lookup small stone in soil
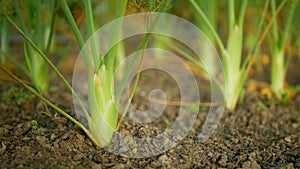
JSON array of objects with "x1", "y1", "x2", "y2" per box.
[
  {"x1": 21, "y1": 136, "x2": 31, "y2": 142},
  {"x1": 73, "y1": 154, "x2": 83, "y2": 161},
  {"x1": 158, "y1": 154, "x2": 170, "y2": 166},
  {"x1": 50, "y1": 133, "x2": 57, "y2": 141},
  {"x1": 132, "y1": 148, "x2": 137, "y2": 154},
  {"x1": 284, "y1": 136, "x2": 292, "y2": 143},
  {"x1": 286, "y1": 163, "x2": 294, "y2": 169},
  {"x1": 0, "y1": 142, "x2": 6, "y2": 154},
  {"x1": 218, "y1": 155, "x2": 228, "y2": 167}
]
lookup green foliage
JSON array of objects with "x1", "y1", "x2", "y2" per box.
[
  {"x1": 1, "y1": 85, "x2": 34, "y2": 106},
  {"x1": 24, "y1": 44, "x2": 49, "y2": 93},
  {"x1": 49, "y1": 86, "x2": 59, "y2": 93},
  {"x1": 164, "y1": 118, "x2": 171, "y2": 126},
  {"x1": 199, "y1": 106, "x2": 208, "y2": 112},
  {"x1": 281, "y1": 93, "x2": 289, "y2": 106},
  {"x1": 31, "y1": 120, "x2": 38, "y2": 130},
  {"x1": 134, "y1": 86, "x2": 142, "y2": 94},
  {"x1": 31, "y1": 119, "x2": 41, "y2": 135},
  {"x1": 257, "y1": 102, "x2": 268, "y2": 111}
]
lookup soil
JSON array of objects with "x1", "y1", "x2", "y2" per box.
[{"x1": 0, "y1": 61, "x2": 300, "y2": 169}]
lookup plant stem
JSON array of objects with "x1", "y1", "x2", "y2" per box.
[
  {"x1": 116, "y1": 48, "x2": 146, "y2": 130},
  {"x1": 245, "y1": 0, "x2": 270, "y2": 59},
  {"x1": 271, "y1": 0, "x2": 279, "y2": 42},
  {"x1": 193, "y1": 0, "x2": 217, "y2": 75},
  {"x1": 228, "y1": 0, "x2": 235, "y2": 37},
  {"x1": 60, "y1": 0, "x2": 94, "y2": 74},
  {"x1": 116, "y1": 1, "x2": 171, "y2": 127},
  {"x1": 13, "y1": 0, "x2": 28, "y2": 35},
  {"x1": 60, "y1": 0, "x2": 85, "y2": 49},
  {"x1": 0, "y1": 20, "x2": 9, "y2": 64},
  {"x1": 36, "y1": 0, "x2": 42, "y2": 49},
  {"x1": 46, "y1": 0, "x2": 57, "y2": 56},
  {"x1": 243, "y1": 0, "x2": 286, "y2": 76},
  {"x1": 270, "y1": 0, "x2": 296, "y2": 98},
  {"x1": 83, "y1": 0, "x2": 98, "y2": 68},
  {"x1": 252, "y1": 0, "x2": 288, "y2": 58},
  {"x1": 189, "y1": 0, "x2": 226, "y2": 54},
  {"x1": 106, "y1": 0, "x2": 128, "y2": 77},
  {"x1": 0, "y1": 51, "x2": 29, "y2": 76}
]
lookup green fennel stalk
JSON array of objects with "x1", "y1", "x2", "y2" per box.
[
  {"x1": 268, "y1": 0, "x2": 296, "y2": 99},
  {"x1": 60, "y1": 0, "x2": 128, "y2": 146},
  {"x1": 189, "y1": 0, "x2": 248, "y2": 110}
]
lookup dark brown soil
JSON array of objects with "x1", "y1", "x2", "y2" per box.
[{"x1": 0, "y1": 67, "x2": 300, "y2": 169}]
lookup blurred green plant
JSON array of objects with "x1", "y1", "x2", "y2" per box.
[
  {"x1": 164, "y1": 118, "x2": 171, "y2": 126},
  {"x1": 193, "y1": 0, "x2": 217, "y2": 75},
  {"x1": 1, "y1": 84, "x2": 34, "y2": 106},
  {"x1": 189, "y1": 0, "x2": 289, "y2": 110},
  {"x1": 31, "y1": 120, "x2": 38, "y2": 128},
  {"x1": 257, "y1": 102, "x2": 268, "y2": 111},
  {"x1": 0, "y1": 19, "x2": 9, "y2": 64},
  {"x1": 11, "y1": 0, "x2": 58, "y2": 94},
  {"x1": 267, "y1": 0, "x2": 296, "y2": 100},
  {"x1": 0, "y1": 0, "x2": 21, "y2": 65},
  {"x1": 189, "y1": 0, "x2": 250, "y2": 110},
  {"x1": 0, "y1": 0, "x2": 28, "y2": 74}
]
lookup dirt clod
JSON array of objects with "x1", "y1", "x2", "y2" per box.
[
  {"x1": 52, "y1": 116, "x2": 68, "y2": 126},
  {"x1": 158, "y1": 154, "x2": 170, "y2": 166},
  {"x1": 14, "y1": 122, "x2": 31, "y2": 136},
  {"x1": 36, "y1": 136, "x2": 47, "y2": 146},
  {"x1": 241, "y1": 157, "x2": 261, "y2": 169},
  {"x1": 218, "y1": 155, "x2": 228, "y2": 167},
  {"x1": 0, "y1": 127, "x2": 9, "y2": 135},
  {"x1": 92, "y1": 164, "x2": 102, "y2": 169}
]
